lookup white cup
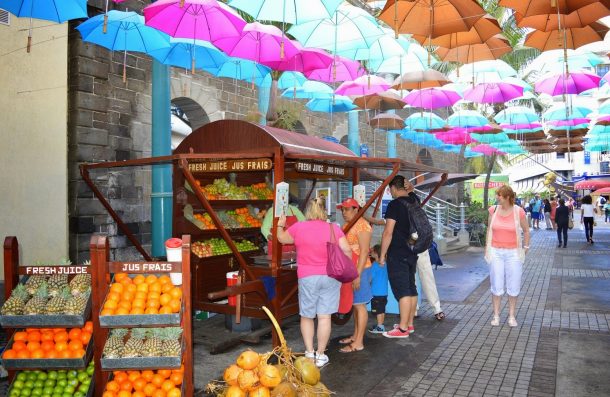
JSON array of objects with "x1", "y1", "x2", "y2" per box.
[{"x1": 165, "y1": 238, "x2": 183, "y2": 285}]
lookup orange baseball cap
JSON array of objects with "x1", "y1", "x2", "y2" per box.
[{"x1": 336, "y1": 198, "x2": 360, "y2": 209}]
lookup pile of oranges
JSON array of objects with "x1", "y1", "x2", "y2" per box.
[
  {"x1": 101, "y1": 273, "x2": 183, "y2": 316},
  {"x1": 2, "y1": 321, "x2": 93, "y2": 360},
  {"x1": 102, "y1": 367, "x2": 183, "y2": 397}
]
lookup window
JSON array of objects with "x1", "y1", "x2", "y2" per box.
[
  {"x1": 556, "y1": 152, "x2": 565, "y2": 159},
  {"x1": 0, "y1": 9, "x2": 9, "y2": 25}
]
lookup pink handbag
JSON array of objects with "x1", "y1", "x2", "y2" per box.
[{"x1": 326, "y1": 224, "x2": 358, "y2": 283}]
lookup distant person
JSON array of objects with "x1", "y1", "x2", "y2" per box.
[
  {"x1": 276, "y1": 197, "x2": 352, "y2": 367},
  {"x1": 604, "y1": 200, "x2": 610, "y2": 223},
  {"x1": 261, "y1": 198, "x2": 305, "y2": 252},
  {"x1": 543, "y1": 198, "x2": 552, "y2": 230},
  {"x1": 530, "y1": 194, "x2": 542, "y2": 230},
  {"x1": 550, "y1": 197, "x2": 558, "y2": 230},
  {"x1": 580, "y1": 195, "x2": 597, "y2": 244},
  {"x1": 555, "y1": 199, "x2": 570, "y2": 248},
  {"x1": 486, "y1": 185, "x2": 530, "y2": 327},
  {"x1": 596, "y1": 195, "x2": 606, "y2": 215},
  {"x1": 368, "y1": 244, "x2": 388, "y2": 334}
]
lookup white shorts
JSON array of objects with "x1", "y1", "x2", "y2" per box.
[
  {"x1": 298, "y1": 275, "x2": 341, "y2": 318},
  {"x1": 489, "y1": 247, "x2": 523, "y2": 297}
]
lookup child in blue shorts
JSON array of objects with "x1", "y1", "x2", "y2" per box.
[{"x1": 368, "y1": 244, "x2": 388, "y2": 333}]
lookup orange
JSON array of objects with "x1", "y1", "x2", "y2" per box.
[
  {"x1": 115, "y1": 307, "x2": 130, "y2": 315},
  {"x1": 54, "y1": 331, "x2": 69, "y2": 343},
  {"x1": 107, "y1": 292, "x2": 121, "y2": 302},
  {"x1": 118, "y1": 301, "x2": 132, "y2": 310},
  {"x1": 119, "y1": 380, "x2": 133, "y2": 392},
  {"x1": 119, "y1": 276, "x2": 133, "y2": 286},
  {"x1": 130, "y1": 308, "x2": 145, "y2": 315},
  {"x1": 53, "y1": 328, "x2": 67, "y2": 334},
  {"x1": 136, "y1": 284, "x2": 149, "y2": 293},
  {"x1": 158, "y1": 275, "x2": 171, "y2": 285},
  {"x1": 141, "y1": 371, "x2": 155, "y2": 382},
  {"x1": 118, "y1": 391, "x2": 132, "y2": 397},
  {"x1": 13, "y1": 331, "x2": 28, "y2": 341},
  {"x1": 41, "y1": 341, "x2": 55, "y2": 351},
  {"x1": 41, "y1": 331, "x2": 55, "y2": 342},
  {"x1": 80, "y1": 331, "x2": 92, "y2": 345},
  {"x1": 161, "y1": 283, "x2": 174, "y2": 294},
  {"x1": 169, "y1": 373, "x2": 182, "y2": 386},
  {"x1": 133, "y1": 392, "x2": 146, "y2": 397},
  {"x1": 126, "y1": 284, "x2": 137, "y2": 294},
  {"x1": 135, "y1": 291, "x2": 148, "y2": 300},
  {"x1": 58, "y1": 349, "x2": 71, "y2": 359},
  {"x1": 68, "y1": 340, "x2": 84, "y2": 351},
  {"x1": 133, "y1": 275, "x2": 146, "y2": 285},
  {"x1": 159, "y1": 306, "x2": 173, "y2": 315},
  {"x1": 54, "y1": 341, "x2": 69, "y2": 352},
  {"x1": 133, "y1": 378, "x2": 147, "y2": 391},
  {"x1": 170, "y1": 287, "x2": 183, "y2": 300},
  {"x1": 114, "y1": 272, "x2": 129, "y2": 282},
  {"x1": 84, "y1": 321, "x2": 94, "y2": 333},
  {"x1": 110, "y1": 283, "x2": 124, "y2": 294},
  {"x1": 104, "y1": 300, "x2": 119, "y2": 310},
  {"x1": 101, "y1": 309, "x2": 116, "y2": 316},
  {"x1": 114, "y1": 372, "x2": 128, "y2": 384},
  {"x1": 159, "y1": 294, "x2": 172, "y2": 306},
  {"x1": 68, "y1": 328, "x2": 82, "y2": 341},
  {"x1": 132, "y1": 299, "x2": 146, "y2": 309},
  {"x1": 146, "y1": 299, "x2": 160, "y2": 309},
  {"x1": 149, "y1": 282, "x2": 162, "y2": 294},
  {"x1": 157, "y1": 370, "x2": 172, "y2": 379},
  {"x1": 31, "y1": 349, "x2": 45, "y2": 359},
  {"x1": 166, "y1": 388, "x2": 181, "y2": 397},
  {"x1": 145, "y1": 275, "x2": 158, "y2": 285},
  {"x1": 27, "y1": 330, "x2": 41, "y2": 342},
  {"x1": 151, "y1": 374, "x2": 165, "y2": 388},
  {"x1": 152, "y1": 390, "x2": 166, "y2": 397},
  {"x1": 2, "y1": 349, "x2": 16, "y2": 359},
  {"x1": 121, "y1": 291, "x2": 135, "y2": 302},
  {"x1": 70, "y1": 348, "x2": 85, "y2": 358},
  {"x1": 26, "y1": 341, "x2": 41, "y2": 352},
  {"x1": 161, "y1": 380, "x2": 175, "y2": 393},
  {"x1": 144, "y1": 307, "x2": 159, "y2": 315},
  {"x1": 12, "y1": 341, "x2": 27, "y2": 351},
  {"x1": 102, "y1": 392, "x2": 117, "y2": 397},
  {"x1": 169, "y1": 299, "x2": 181, "y2": 313},
  {"x1": 44, "y1": 349, "x2": 58, "y2": 359},
  {"x1": 142, "y1": 383, "x2": 156, "y2": 397},
  {"x1": 128, "y1": 371, "x2": 142, "y2": 382},
  {"x1": 147, "y1": 292, "x2": 160, "y2": 301},
  {"x1": 16, "y1": 349, "x2": 30, "y2": 359}
]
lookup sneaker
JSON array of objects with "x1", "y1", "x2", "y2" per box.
[
  {"x1": 315, "y1": 353, "x2": 329, "y2": 367},
  {"x1": 382, "y1": 327, "x2": 410, "y2": 338},
  {"x1": 304, "y1": 351, "x2": 315, "y2": 360},
  {"x1": 407, "y1": 325, "x2": 415, "y2": 334},
  {"x1": 368, "y1": 325, "x2": 385, "y2": 334},
  {"x1": 491, "y1": 316, "x2": 500, "y2": 326},
  {"x1": 508, "y1": 317, "x2": 518, "y2": 327}
]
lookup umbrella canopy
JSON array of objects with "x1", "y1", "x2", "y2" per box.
[
  {"x1": 379, "y1": 0, "x2": 485, "y2": 38},
  {"x1": 144, "y1": 0, "x2": 246, "y2": 43},
  {"x1": 306, "y1": 95, "x2": 356, "y2": 112},
  {"x1": 507, "y1": 130, "x2": 546, "y2": 140},
  {"x1": 335, "y1": 75, "x2": 390, "y2": 96},
  {"x1": 501, "y1": 123, "x2": 543, "y2": 133},
  {"x1": 305, "y1": 56, "x2": 365, "y2": 83},
  {"x1": 368, "y1": 113, "x2": 404, "y2": 130},
  {"x1": 471, "y1": 144, "x2": 505, "y2": 156},
  {"x1": 435, "y1": 130, "x2": 474, "y2": 145},
  {"x1": 591, "y1": 187, "x2": 610, "y2": 195},
  {"x1": 547, "y1": 118, "x2": 590, "y2": 127},
  {"x1": 271, "y1": 43, "x2": 334, "y2": 73},
  {"x1": 414, "y1": 173, "x2": 479, "y2": 189},
  {"x1": 369, "y1": 42, "x2": 431, "y2": 74},
  {"x1": 392, "y1": 69, "x2": 449, "y2": 90},
  {"x1": 535, "y1": 71, "x2": 601, "y2": 96},
  {"x1": 547, "y1": 128, "x2": 588, "y2": 138},
  {"x1": 338, "y1": 31, "x2": 411, "y2": 61},
  {"x1": 215, "y1": 57, "x2": 271, "y2": 86},
  {"x1": 470, "y1": 132, "x2": 510, "y2": 144},
  {"x1": 435, "y1": 35, "x2": 511, "y2": 63},
  {"x1": 524, "y1": 23, "x2": 609, "y2": 51},
  {"x1": 543, "y1": 104, "x2": 593, "y2": 121},
  {"x1": 464, "y1": 82, "x2": 523, "y2": 104},
  {"x1": 277, "y1": 71, "x2": 307, "y2": 89},
  {"x1": 411, "y1": 14, "x2": 502, "y2": 48},
  {"x1": 574, "y1": 179, "x2": 610, "y2": 190},
  {"x1": 494, "y1": 107, "x2": 539, "y2": 125},
  {"x1": 524, "y1": 49, "x2": 605, "y2": 76},
  {"x1": 457, "y1": 60, "x2": 517, "y2": 79},
  {"x1": 2, "y1": 0, "x2": 87, "y2": 22},
  {"x1": 352, "y1": 91, "x2": 405, "y2": 111},
  {"x1": 403, "y1": 88, "x2": 461, "y2": 109},
  {"x1": 447, "y1": 110, "x2": 489, "y2": 128},
  {"x1": 404, "y1": 112, "x2": 446, "y2": 131},
  {"x1": 505, "y1": 0, "x2": 610, "y2": 30},
  {"x1": 281, "y1": 80, "x2": 333, "y2": 99},
  {"x1": 149, "y1": 38, "x2": 227, "y2": 73},
  {"x1": 227, "y1": 0, "x2": 342, "y2": 24},
  {"x1": 214, "y1": 22, "x2": 300, "y2": 67}
]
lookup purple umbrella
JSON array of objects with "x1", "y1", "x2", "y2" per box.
[
  {"x1": 269, "y1": 41, "x2": 334, "y2": 72},
  {"x1": 144, "y1": 0, "x2": 246, "y2": 43},
  {"x1": 535, "y1": 71, "x2": 601, "y2": 96},
  {"x1": 471, "y1": 144, "x2": 505, "y2": 156},
  {"x1": 403, "y1": 88, "x2": 462, "y2": 109},
  {"x1": 464, "y1": 82, "x2": 523, "y2": 104},
  {"x1": 214, "y1": 22, "x2": 300, "y2": 67},
  {"x1": 435, "y1": 130, "x2": 474, "y2": 145},
  {"x1": 335, "y1": 75, "x2": 390, "y2": 96},
  {"x1": 305, "y1": 56, "x2": 365, "y2": 83}
]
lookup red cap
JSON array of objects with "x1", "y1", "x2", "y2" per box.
[
  {"x1": 165, "y1": 238, "x2": 182, "y2": 248},
  {"x1": 336, "y1": 198, "x2": 360, "y2": 209}
]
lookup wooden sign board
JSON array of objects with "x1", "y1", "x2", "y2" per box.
[
  {"x1": 19, "y1": 266, "x2": 91, "y2": 275},
  {"x1": 188, "y1": 158, "x2": 272, "y2": 173},
  {"x1": 295, "y1": 161, "x2": 347, "y2": 177},
  {"x1": 109, "y1": 262, "x2": 182, "y2": 273}
]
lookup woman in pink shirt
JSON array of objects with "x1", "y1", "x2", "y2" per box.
[
  {"x1": 485, "y1": 185, "x2": 530, "y2": 327},
  {"x1": 277, "y1": 197, "x2": 352, "y2": 368}
]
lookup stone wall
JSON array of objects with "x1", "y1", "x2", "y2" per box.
[{"x1": 67, "y1": 1, "x2": 463, "y2": 262}]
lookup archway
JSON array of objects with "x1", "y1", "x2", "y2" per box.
[
  {"x1": 415, "y1": 148, "x2": 434, "y2": 185},
  {"x1": 170, "y1": 97, "x2": 210, "y2": 149}
]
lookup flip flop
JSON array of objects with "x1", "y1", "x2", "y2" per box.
[
  {"x1": 435, "y1": 312, "x2": 446, "y2": 321},
  {"x1": 339, "y1": 344, "x2": 364, "y2": 353},
  {"x1": 339, "y1": 337, "x2": 354, "y2": 345}
]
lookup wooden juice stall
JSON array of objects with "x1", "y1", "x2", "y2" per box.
[{"x1": 81, "y1": 119, "x2": 448, "y2": 347}]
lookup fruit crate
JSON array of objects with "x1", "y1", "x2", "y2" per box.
[
  {"x1": 100, "y1": 350, "x2": 182, "y2": 371},
  {"x1": 7, "y1": 371, "x2": 95, "y2": 397},
  {"x1": 2, "y1": 335, "x2": 94, "y2": 370}
]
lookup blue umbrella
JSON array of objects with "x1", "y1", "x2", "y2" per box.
[
  {"x1": 228, "y1": 0, "x2": 342, "y2": 24},
  {"x1": 598, "y1": 98, "x2": 610, "y2": 115},
  {"x1": 215, "y1": 57, "x2": 272, "y2": 87},
  {"x1": 2, "y1": 0, "x2": 88, "y2": 51},
  {"x1": 543, "y1": 104, "x2": 593, "y2": 121},
  {"x1": 464, "y1": 147, "x2": 484, "y2": 158},
  {"x1": 369, "y1": 42, "x2": 430, "y2": 74},
  {"x1": 278, "y1": 71, "x2": 308, "y2": 90},
  {"x1": 306, "y1": 95, "x2": 356, "y2": 112},
  {"x1": 337, "y1": 30, "x2": 411, "y2": 61},
  {"x1": 77, "y1": 11, "x2": 170, "y2": 81},
  {"x1": 400, "y1": 131, "x2": 443, "y2": 148},
  {"x1": 494, "y1": 107, "x2": 539, "y2": 125},
  {"x1": 589, "y1": 125, "x2": 610, "y2": 136},
  {"x1": 281, "y1": 80, "x2": 333, "y2": 99},
  {"x1": 404, "y1": 112, "x2": 445, "y2": 131},
  {"x1": 471, "y1": 133, "x2": 510, "y2": 144},
  {"x1": 448, "y1": 110, "x2": 488, "y2": 128},
  {"x1": 149, "y1": 38, "x2": 227, "y2": 74}
]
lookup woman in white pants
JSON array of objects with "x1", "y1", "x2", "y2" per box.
[{"x1": 485, "y1": 185, "x2": 530, "y2": 327}]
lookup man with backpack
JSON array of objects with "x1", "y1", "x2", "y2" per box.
[{"x1": 379, "y1": 175, "x2": 433, "y2": 338}]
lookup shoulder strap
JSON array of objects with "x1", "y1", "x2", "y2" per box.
[{"x1": 329, "y1": 223, "x2": 336, "y2": 243}]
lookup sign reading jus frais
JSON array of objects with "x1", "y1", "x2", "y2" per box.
[
  {"x1": 295, "y1": 161, "x2": 347, "y2": 177},
  {"x1": 188, "y1": 158, "x2": 272, "y2": 173}
]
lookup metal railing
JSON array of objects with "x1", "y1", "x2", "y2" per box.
[{"x1": 413, "y1": 188, "x2": 466, "y2": 238}]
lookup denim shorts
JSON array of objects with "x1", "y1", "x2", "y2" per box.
[
  {"x1": 353, "y1": 267, "x2": 372, "y2": 305},
  {"x1": 387, "y1": 254, "x2": 418, "y2": 299},
  {"x1": 298, "y1": 275, "x2": 341, "y2": 318}
]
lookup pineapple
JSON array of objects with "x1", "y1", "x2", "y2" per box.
[
  {"x1": 48, "y1": 257, "x2": 71, "y2": 297},
  {"x1": 69, "y1": 274, "x2": 91, "y2": 296},
  {"x1": 45, "y1": 287, "x2": 71, "y2": 314},
  {"x1": 64, "y1": 290, "x2": 90, "y2": 315},
  {"x1": 0, "y1": 284, "x2": 30, "y2": 315},
  {"x1": 141, "y1": 328, "x2": 163, "y2": 357},
  {"x1": 24, "y1": 275, "x2": 47, "y2": 295},
  {"x1": 24, "y1": 282, "x2": 49, "y2": 315},
  {"x1": 161, "y1": 327, "x2": 183, "y2": 357},
  {"x1": 121, "y1": 328, "x2": 147, "y2": 358},
  {"x1": 103, "y1": 328, "x2": 128, "y2": 359}
]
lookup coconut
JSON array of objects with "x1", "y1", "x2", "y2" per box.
[
  {"x1": 236, "y1": 350, "x2": 261, "y2": 370},
  {"x1": 225, "y1": 385, "x2": 247, "y2": 397},
  {"x1": 237, "y1": 369, "x2": 260, "y2": 392},
  {"x1": 294, "y1": 357, "x2": 320, "y2": 386},
  {"x1": 270, "y1": 382, "x2": 297, "y2": 397},
  {"x1": 223, "y1": 364, "x2": 243, "y2": 386},
  {"x1": 259, "y1": 364, "x2": 282, "y2": 388},
  {"x1": 249, "y1": 386, "x2": 271, "y2": 397}
]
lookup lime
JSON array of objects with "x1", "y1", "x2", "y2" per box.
[
  {"x1": 46, "y1": 372, "x2": 58, "y2": 381},
  {"x1": 26, "y1": 373, "x2": 37, "y2": 382},
  {"x1": 36, "y1": 373, "x2": 48, "y2": 381},
  {"x1": 44, "y1": 379, "x2": 55, "y2": 388},
  {"x1": 20, "y1": 388, "x2": 32, "y2": 397},
  {"x1": 31, "y1": 388, "x2": 43, "y2": 397},
  {"x1": 12, "y1": 380, "x2": 25, "y2": 390},
  {"x1": 16, "y1": 373, "x2": 28, "y2": 382},
  {"x1": 9, "y1": 389, "x2": 21, "y2": 397},
  {"x1": 34, "y1": 380, "x2": 45, "y2": 389},
  {"x1": 73, "y1": 392, "x2": 85, "y2": 397},
  {"x1": 24, "y1": 380, "x2": 35, "y2": 389}
]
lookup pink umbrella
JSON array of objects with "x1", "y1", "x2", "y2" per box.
[
  {"x1": 305, "y1": 56, "x2": 366, "y2": 83},
  {"x1": 435, "y1": 130, "x2": 474, "y2": 145},
  {"x1": 269, "y1": 42, "x2": 334, "y2": 73},
  {"x1": 535, "y1": 71, "x2": 601, "y2": 96},
  {"x1": 546, "y1": 118, "x2": 590, "y2": 127},
  {"x1": 335, "y1": 75, "x2": 390, "y2": 96},
  {"x1": 471, "y1": 144, "x2": 505, "y2": 156},
  {"x1": 403, "y1": 88, "x2": 462, "y2": 109},
  {"x1": 464, "y1": 82, "x2": 523, "y2": 104},
  {"x1": 144, "y1": 0, "x2": 246, "y2": 43},
  {"x1": 501, "y1": 122, "x2": 543, "y2": 130},
  {"x1": 214, "y1": 22, "x2": 300, "y2": 66}
]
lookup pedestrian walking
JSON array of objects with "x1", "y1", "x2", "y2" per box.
[
  {"x1": 379, "y1": 175, "x2": 419, "y2": 338},
  {"x1": 368, "y1": 245, "x2": 388, "y2": 334},
  {"x1": 336, "y1": 198, "x2": 372, "y2": 354},
  {"x1": 276, "y1": 197, "x2": 352, "y2": 367},
  {"x1": 555, "y1": 199, "x2": 570, "y2": 248},
  {"x1": 543, "y1": 198, "x2": 552, "y2": 230},
  {"x1": 580, "y1": 195, "x2": 597, "y2": 244},
  {"x1": 550, "y1": 197, "x2": 558, "y2": 230},
  {"x1": 596, "y1": 195, "x2": 606, "y2": 216},
  {"x1": 530, "y1": 194, "x2": 542, "y2": 229},
  {"x1": 604, "y1": 200, "x2": 610, "y2": 223},
  {"x1": 485, "y1": 185, "x2": 530, "y2": 327}
]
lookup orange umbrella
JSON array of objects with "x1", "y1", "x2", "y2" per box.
[
  {"x1": 435, "y1": 35, "x2": 511, "y2": 63},
  {"x1": 352, "y1": 91, "x2": 406, "y2": 111},
  {"x1": 524, "y1": 22, "x2": 609, "y2": 51},
  {"x1": 410, "y1": 14, "x2": 502, "y2": 48},
  {"x1": 515, "y1": 3, "x2": 610, "y2": 31},
  {"x1": 499, "y1": 0, "x2": 610, "y2": 17},
  {"x1": 378, "y1": 0, "x2": 485, "y2": 38},
  {"x1": 392, "y1": 69, "x2": 449, "y2": 90},
  {"x1": 368, "y1": 113, "x2": 405, "y2": 130}
]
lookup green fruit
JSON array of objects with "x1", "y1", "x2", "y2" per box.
[
  {"x1": 43, "y1": 386, "x2": 54, "y2": 395},
  {"x1": 80, "y1": 378, "x2": 91, "y2": 387},
  {"x1": 20, "y1": 389, "x2": 32, "y2": 397},
  {"x1": 78, "y1": 383, "x2": 89, "y2": 392},
  {"x1": 77, "y1": 372, "x2": 88, "y2": 383},
  {"x1": 67, "y1": 371, "x2": 78, "y2": 379},
  {"x1": 17, "y1": 373, "x2": 28, "y2": 382},
  {"x1": 44, "y1": 380, "x2": 55, "y2": 388},
  {"x1": 62, "y1": 386, "x2": 75, "y2": 395},
  {"x1": 37, "y1": 373, "x2": 48, "y2": 381},
  {"x1": 27, "y1": 373, "x2": 37, "y2": 381},
  {"x1": 13, "y1": 380, "x2": 25, "y2": 389},
  {"x1": 56, "y1": 380, "x2": 67, "y2": 388},
  {"x1": 24, "y1": 381, "x2": 35, "y2": 389},
  {"x1": 73, "y1": 393, "x2": 85, "y2": 397},
  {"x1": 67, "y1": 379, "x2": 78, "y2": 387},
  {"x1": 9, "y1": 390, "x2": 21, "y2": 397},
  {"x1": 47, "y1": 372, "x2": 57, "y2": 381},
  {"x1": 31, "y1": 388, "x2": 42, "y2": 397},
  {"x1": 62, "y1": 393, "x2": 72, "y2": 397},
  {"x1": 86, "y1": 366, "x2": 94, "y2": 376},
  {"x1": 34, "y1": 380, "x2": 45, "y2": 388}
]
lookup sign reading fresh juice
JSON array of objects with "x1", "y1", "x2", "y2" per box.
[
  {"x1": 469, "y1": 175, "x2": 509, "y2": 204},
  {"x1": 188, "y1": 158, "x2": 272, "y2": 173}
]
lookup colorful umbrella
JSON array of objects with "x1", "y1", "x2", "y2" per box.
[
  {"x1": 543, "y1": 104, "x2": 593, "y2": 121},
  {"x1": 306, "y1": 95, "x2": 356, "y2": 112},
  {"x1": 471, "y1": 144, "x2": 505, "y2": 156},
  {"x1": 369, "y1": 113, "x2": 404, "y2": 130},
  {"x1": 335, "y1": 75, "x2": 390, "y2": 96},
  {"x1": 435, "y1": 35, "x2": 511, "y2": 64},
  {"x1": 271, "y1": 43, "x2": 334, "y2": 73},
  {"x1": 392, "y1": 70, "x2": 449, "y2": 91},
  {"x1": 525, "y1": 49, "x2": 605, "y2": 76},
  {"x1": 411, "y1": 14, "x2": 502, "y2": 48},
  {"x1": 535, "y1": 71, "x2": 601, "y2": 96},
  {"x1": 547, "y1": 118, "x2": 590, "y2": 128},
  {"x1": 368, "y1": 42, "x2": 431, "y2": 74},
  {"x1": 447, "y1": 110, "x2": 489, "y2": 128},
  {"x1": 457, "y1": 60, "x2": 517, "y2": 79},
  {"x1": 227, "y1": 0, "x2": 342, "y2": 24},
  {"x1": 435, "y1": 130, "x2": 474, "y2": 145},
  {"x1": 305, "y1": 56, "x2": 365, "y2": 83},
  {"x1": 464, "y1": 147, "x2": 484, "y2": 157},
  {"x1": 144, "y1": 0, "x2": 246, "y2": 43},
  {"x1": 337, "y1": 30, "x2": 411, "y2": 61},
  {"x1": 403, "y1": 88, "x2": 461, "y2": 109},
  {"x1": 464, "y1": 82, "x2": 523, "y2": 104},
  {"x1": 352, "y1": 91, "x2": 405, "y2": 111},
  {"x1": 494, "y1": 107, "x2": 539, "y2": 125},
  {"x1": 281, "y1": 80, "x2": 333, "y2": 99},
  {"x1": 470, "y1": 132, "x2": 510, "y2": 144},
  {"x1": 277, "y1": 71, "x2": 308, "y2": 90},
  {"x1": 524, "y1": 23, "x2": 609, "y2": 51},
  {"x1": 404, "y1": 112, "x2": 445, "y2": 131},
  {"x1": 149, "y1": 38, "x2": 227, "y2": 74},
  {"x1": 215, "y1": 57, "x2": 271, "y2": 87},
  {"x1": 503, "y1": 0, "x2": 610, "y2": 30}
]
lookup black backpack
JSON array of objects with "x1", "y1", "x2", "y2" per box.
[{"x1": 398, "y1": 196, "x2": 434, "y2": 255}]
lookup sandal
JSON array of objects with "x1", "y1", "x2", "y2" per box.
[
  {"x1": 434, "y1": 312, "x2": 445, "y2": 321},
  {"x1": 339, "y1": 337, "x2": 354, "y2": 345},
  {"x1": 339, "y1": 344, "x2": 364, "y2": 353}
]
